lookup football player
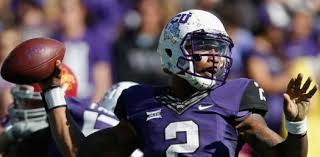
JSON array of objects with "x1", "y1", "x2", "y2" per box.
[{"x1": 39, "y1": 10, "x2": 317, "y2": 157}]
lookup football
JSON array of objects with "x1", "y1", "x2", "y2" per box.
[{"x1": 1, "y1": 37, "x2": 65, "y2": 84}]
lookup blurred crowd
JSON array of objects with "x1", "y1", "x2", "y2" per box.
[{"x1": 0, "y1": 0, "x2": 319, "y2": 157}]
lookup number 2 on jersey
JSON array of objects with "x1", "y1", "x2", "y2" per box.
[{"x1": 165, "y1": 121, "x2": 199, "y2": 157}]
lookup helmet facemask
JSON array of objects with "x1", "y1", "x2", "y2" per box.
[
  {"x1": 8, "y1": 86, "x2": 49, "y2": 138},
  {"x1": 177, "y1": 30, "x2": 233, "y2": 90},
  {"x1": 9, "y1": 85, "x2": 47, "y2": 123}
]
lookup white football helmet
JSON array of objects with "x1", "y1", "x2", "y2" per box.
[
  {"x1": 8, "y1": 64, "x2": 78, "y2": 137},
  {"x1": 10, "y1": 85, "x2": 47, "y2": 123},
  {"x1": 157, "y1": 9, "x2": 234, "y2": 90},
  {"x1": 98, "y1": 81, "x2": 138, "y2": 112},
  {"x1": 7, "y1": 84, "x2": 49, "y2": 140}
]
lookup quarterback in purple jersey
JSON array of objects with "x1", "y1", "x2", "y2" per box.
[{"x1": 38, "y1": 10, "x2": 317, "y2": 157}]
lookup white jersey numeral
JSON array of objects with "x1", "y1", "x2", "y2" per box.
[
  {"x1": 165, "y1": 121, "x2": 199, "y2": 157},
  {"x1": 254, "y1": 82, "x2": 266, "y2": 101}
]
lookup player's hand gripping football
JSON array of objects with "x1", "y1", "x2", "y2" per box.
[
  {"x1": 38, "y1": 60, "x2": 63, "y2": 90},
  {"x1": 283, "y1": 73, "x2": 318, "y2": 121}
]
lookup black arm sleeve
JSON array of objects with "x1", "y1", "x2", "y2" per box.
[{"x1": 239, "y1": 80, "x2": 268, "y2": 116}]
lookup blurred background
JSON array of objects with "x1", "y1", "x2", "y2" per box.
[{"x1": 0, "y1": 0, "x2": 319, "y2": 157}]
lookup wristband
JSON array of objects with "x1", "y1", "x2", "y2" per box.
[
  {"x1": 285, "y1": 118, "x2": 307, "y2": 135},
  {"x1": 43, "y1": 87, "x2": 67, "y2": 112}
]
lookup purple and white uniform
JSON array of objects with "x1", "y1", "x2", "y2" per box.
[{"x1": 117, "y1": 78, "x2": 267, "y2": 157}]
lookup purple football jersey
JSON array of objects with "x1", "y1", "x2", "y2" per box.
[{"x1": 117, "y1": 78, "x2": 267, "y2": 157}]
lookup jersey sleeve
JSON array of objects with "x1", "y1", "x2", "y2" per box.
[{"x1": 239, "y1": 80, "x2": 268, "y2": 115}]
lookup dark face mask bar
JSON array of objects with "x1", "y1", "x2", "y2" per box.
[{"x1": 177, "y1": 30, "x2": 234, "y2": 85}]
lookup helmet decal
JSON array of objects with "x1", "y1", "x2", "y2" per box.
[
  {"x1": 164, "y1": 12, "x2": 193, "y2": 44},
  {"x1": 164, "y1": 22, "x2": 180, "y2": 44},
  {"x1": 170, "y1": 12, "x2": 192, "y2": 24}
]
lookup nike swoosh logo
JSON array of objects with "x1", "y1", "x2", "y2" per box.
[{"x1": 198, "y1": 104, "x2": 214, "y2": 110}]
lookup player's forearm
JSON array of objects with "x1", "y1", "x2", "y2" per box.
[
  {"x1": 48, "y1": 107, "x2": 85, "y2": 157},
  {"x1": 238, "y1": 113, "x2": 308, "y2": 157},
  {"x1": 256, "y1": 133, "x2": 307, "y2": 157},
  {"x1": 244, "y1": 128, "x2": 307, "y2": 157},
  {"x1": 41, "y1": 86, "x2": 86, "y2": 157},
  {"x1": 281, "y1": 133, "x2": 307, "y2": 157}
]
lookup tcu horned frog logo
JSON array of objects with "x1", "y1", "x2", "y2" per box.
[{"x1": 164, "y1": 12, "x2": 192, "y2": 43}]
